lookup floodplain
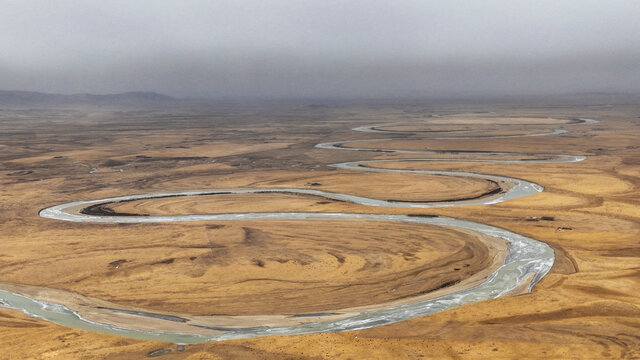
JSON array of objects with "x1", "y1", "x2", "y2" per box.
[{"x1": 0, "y1": 98, "x2": 639, "y2": 358}]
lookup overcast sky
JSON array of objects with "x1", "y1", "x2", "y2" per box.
[{"x1": 1, "y1": 0, "x2": 639, "y2": 98}]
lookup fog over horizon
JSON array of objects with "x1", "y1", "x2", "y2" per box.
[{"x1": 1, "y1": 1, "x2": 639, "y2": 99}]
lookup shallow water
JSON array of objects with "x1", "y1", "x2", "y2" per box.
[
  {"x1": 1, "y1": 117, "x2": 597, "y2": 343},
  {"x1": 5, "y1": 212, "x2": 553, "y2": 344}
]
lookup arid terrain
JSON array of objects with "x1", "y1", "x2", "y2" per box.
[{"x1": 0, "y1": 97, "x2": 639, "y2": 358}]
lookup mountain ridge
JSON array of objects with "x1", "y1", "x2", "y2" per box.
[{"x1": 0, "y1": 90, "x2": 176, "y2": 106}]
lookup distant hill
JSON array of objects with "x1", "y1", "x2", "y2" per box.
[{"x1": 0, "y1": 90, "x2": 176, "y2": 107}]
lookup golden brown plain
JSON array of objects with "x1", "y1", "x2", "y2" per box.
[{"x1": 0, "y1": 101, "x2": 638, "y2": 359}]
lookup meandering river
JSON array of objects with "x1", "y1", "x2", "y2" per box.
[{"x1": 0, "y1": 117, "x2": 596, "y2": 343}]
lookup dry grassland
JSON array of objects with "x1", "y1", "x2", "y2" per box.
[{"x1": 0, "y1": 101, "x2": 638, "y2": 358}]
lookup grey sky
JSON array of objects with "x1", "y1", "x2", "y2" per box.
[{"x1": 1, "y1": 0, "x2": 639, "y2": 98}]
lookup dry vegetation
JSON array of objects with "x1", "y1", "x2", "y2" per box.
[{"x1": 0, "y1": 100, "x2": 638, "y2": 358}]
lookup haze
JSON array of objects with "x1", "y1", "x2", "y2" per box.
[{"x1": 1, "y1": 0, "x2": 639, "y2": 98}]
